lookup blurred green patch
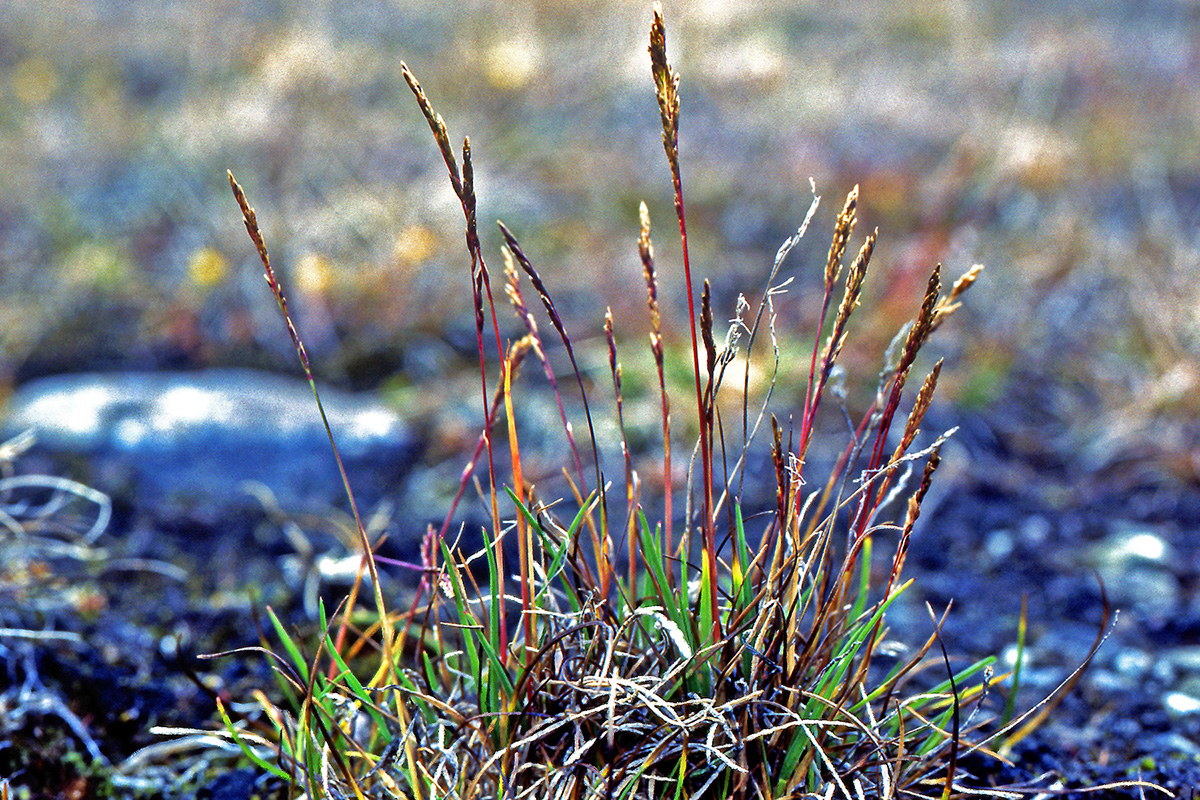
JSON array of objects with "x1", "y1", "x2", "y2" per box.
[{"x1": 58, "y1": 240, "x2": 134, "y2": 292}]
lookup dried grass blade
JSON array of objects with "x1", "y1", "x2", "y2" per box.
[
  {"x1": 228, "y1": 172, "x2": 393, "y2": 683},
  {"x1": 640, "y1": 201, "x2": 674, "y2": 580}
]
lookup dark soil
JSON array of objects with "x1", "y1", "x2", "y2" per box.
[{"x1": 2, "y1": 373, "x2": 1198, "y2": 799}]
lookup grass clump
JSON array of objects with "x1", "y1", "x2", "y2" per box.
[{"x1": 210, "y1": 6, "x2": 1120, "y2": 799}]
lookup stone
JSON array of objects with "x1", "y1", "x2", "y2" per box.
[{"x1": 0, "y1": 369, "x2": 422, "y2": 522}]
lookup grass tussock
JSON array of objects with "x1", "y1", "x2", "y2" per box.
[{"x1": 207, "y1": 6, "x2": 1138, "y2": 799}]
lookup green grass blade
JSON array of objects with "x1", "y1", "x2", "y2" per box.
[
  {"x1": 508, "y1": 486, "x2": 592, "y2": 610},
  {"x1": 317, "y1": 602, "x2": 393, "y2": 742},
  {"x1": 848, "y1": 535, "x2": 873, "y2": 622},
  {"x1": 478, "y1": 524, "x2": 515, "y2": 716},
  {"x1": 923, "y1": 656, "x2": 996, "y2": 698},
  {"x1": 266, "y1": 606, "x2": 309, "y2": 683},
  {"x1": 1001, "y1": 596, "x2": 1027, "y2": 727},
  {"x1": 772, "y1": 720, "x2": 813, "y2": 795},
  {"x1": 637, "y1": 509, "x2": 688, "y2": 636},
  {"x1": 733, "y1": 503, "x2": 752, "y2": 612},
  {"x1": 733, "y1": 505, "x2": 756, "y2": 680},
  {"x1": 809, "y1": 585, "x2": 904, "y2": 706},
  {"x1": 438, "y1": 538, "x2": 483, "y2": 694},
  {"x1": 216, "y1": 698, "x2": 291, "y2": 781},
  {"x1": 672, "y1": 752, "x2": 687, "y2": 800}
]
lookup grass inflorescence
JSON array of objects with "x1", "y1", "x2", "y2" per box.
[{"x1": 210, "y1": 5, "x2": 1141, "y2": 799}]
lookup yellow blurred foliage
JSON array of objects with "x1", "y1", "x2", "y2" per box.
[
  {"x1": 392, "y1": 225, "x2": 437, "y2": 268},
  {"x1": 188, "y1": 247, "x2": 229, "y2": 289},
  {"x1": 484, "y1": 36, "x2": 542, "y2": 91},
  {"x1": 296, "y1": 252, "x2": 334, "y2": 295},
  {"x1": 10, "y1": 57, "x2": 59, "y2": 106},
  {"x1": 60, "y1": 241, "x2": 131, "y2": 291}
]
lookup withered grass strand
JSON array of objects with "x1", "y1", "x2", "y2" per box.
[
  {"x1": 227, "y1": 171, "x2": 394, "y2": 682},
  {"x1": 499, "y1": 222, "x2": 607, "y2": 562},
  {"x1": 639, "y1": 201, "x2": 674, "y2": 571},
  {"x1": 851, "y1": 440, "x2": 949, "y2": 721},
  {"x1": 501, "y1": 335, "x2": 536, "y2": 664},
  {"x1": 604, "y1": 311, "x2": 639, "y2": 590},
  {"x1": 502, "y1": 245, "x2": 587, "y2": 488},
  {"x1": 740, "y1": 191, "x2": 820, "y2": 443}
]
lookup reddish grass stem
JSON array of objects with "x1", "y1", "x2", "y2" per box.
[{"x1": 650, "y1": 2, "x2": 720, "y2": 640}]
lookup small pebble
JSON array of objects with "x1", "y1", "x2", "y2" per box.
[
  {"x1": 1164, "y1": 646, "x2": 1200, "y2": 674},
  {"x1": 1163, "y1": 691, "x2": 1200, "y2": 717},
  {"x1": 1112, "y1": 648, "x2": 1152, "y2": 678}
]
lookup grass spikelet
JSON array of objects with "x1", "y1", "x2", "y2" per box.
[
  {"x1": 639, "y1": 201, "x2": 673, "y2": 575},
  {"x1": 824, "y1": 185, "x2": 859, "y2": 290},
  {"x1": 901, "y1": 263, "x2": 943, "y2": 377},
  {"x1": 824, "y1": 228, "x2": 874, "y2": 367},
  {"x1": 605, "y1": 309, "x2": 639, "y2": 591},
  {"x1": 701, "y1": 279, "x2": 717, "y2": 403},
  {"x1": 797, "y1": 186, "x2": 862, "y2": 476},
  {"x1": 889, "y1": 445, "x2": 942, "y2": 589},
  {"x1": 867, "y1": 264, "x2": 942, "y2": 473},
  {"x1": 227, "y1": 171, "x2": 393, "y2": 685},
  {"x1": 502, "y1": 244, "x2": 587, "y2": 487},
  {"x1": 649, "y1": 4, "x2": 680, "y2": 169},
  {"x1": 931, "y1": 262, "x2": 985, "y2": 332},
  {"x1": 401, "y1": 63, "x2": 462, "y2": 202},
  {"x1": 639, "y1": 202, "x2": 659, "y2": 330},
  {"x1": 895, "y1": 360, "x2": 943, "y2": 462},
  {"x1": 498, "y1": 224, "x2": 593, "y2": 444},
  {"x1": 498, "y1": 220, "x2": 607, "y2": 577},
  {"x1": 813, "y1": 227, "x2": 875, "y2": 425}
]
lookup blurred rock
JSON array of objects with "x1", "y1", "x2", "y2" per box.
[{"x1": 0, "y1": 369, "x2": 422, "y2": 522}]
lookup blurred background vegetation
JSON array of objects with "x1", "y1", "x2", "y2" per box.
[{"x1": 1, "y1": 0, "x2": 1197, "y2": 470}]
